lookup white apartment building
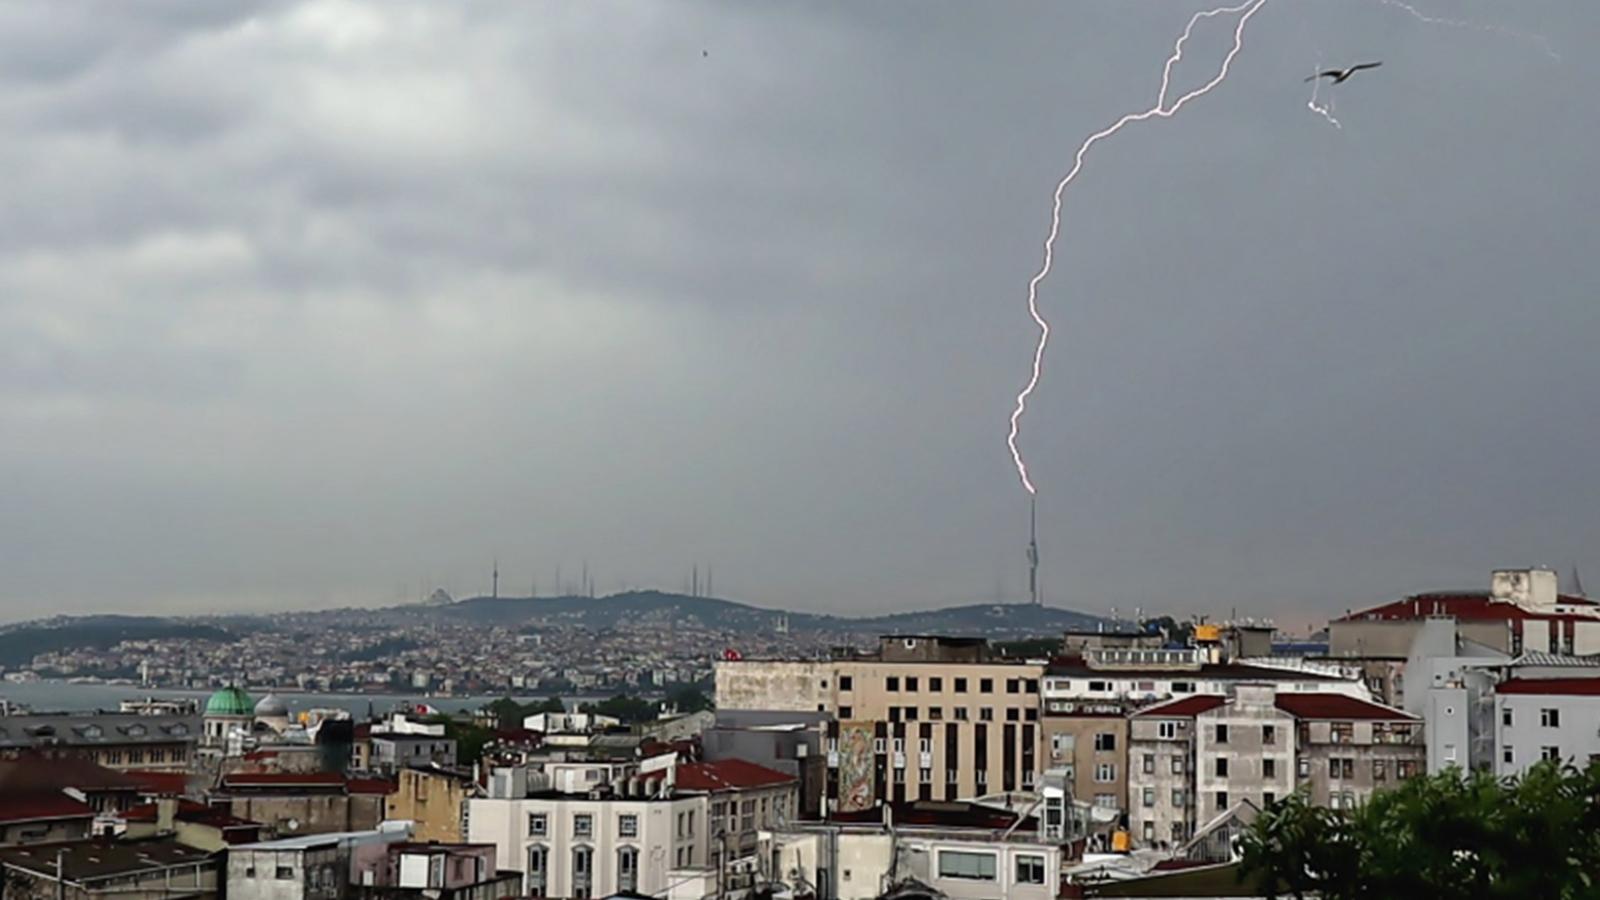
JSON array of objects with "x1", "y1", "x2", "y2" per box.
[
  {"x1": 468, "y1": 758, "x2": 797, "y2": 898},
  {"x1": 1043, "y1": 650, "x2": 1369, "y2": 711},
  {"x1": 1493, "y1": 677, "x2": 1600, "y2": 776}
]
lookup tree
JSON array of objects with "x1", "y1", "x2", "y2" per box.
[
  {"x1": 667, "y1": 686, "x2": 713, "y2": 714},
  {"x1": 1239, "y1": 762, "x2": 1600, "y2": 900},
  {"x1": 528, "y1": 696, "x2": 566, "y2": 715},
  {"x1": 580, "y1": 694, "x2": 656, "y2": 725}
]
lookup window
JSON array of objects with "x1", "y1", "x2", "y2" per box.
[
  {"x1": 619, "y1": 814, "x2": 638, "y2": 838},
  {"x1": 574, "y1": 813, "x2": 593, "y2": 837},
  {"x1": 874, "y1": 737, "x2": 886, "y2": 753},
  {"x1": 1026, "y1": 708, "x2": 1039, "y2": 722},
  {"x1": 1007, "y1": 678, "x2": 1020, "y2": 694},
  {"x1": 928, "y1": 706, "x2": 942, "y2": 720},
  {"x1": 1263, "y1": 725, "x2": 1276, "y2": 745},
  {"x1": 905, "y1": 707, "x2": 919, "y2": 721},
  {"x1": 1005, "y1": 708, "x2": 1019, "y2": 722},
  {"x1": 1444, "y1": 743, "x2": 1457, "y2": 763},
  {"x1": 572, "y1": 846, "x2": 592, "y2": 900},
  {"x1": 1094, "y1": 733, "x2": 1117, "y2": 752},
  {"x1": 1541, "y1": 708, "x2": 1561, "y2": 728},
  {"x1": 1094, "y1": 793, "x2": 1117, "y2": 809},
  {"x1": 1089, "y1": 680, "x2": 1110, "y2": 692},
  {"x1": 1503, "y1": 707, "x2": 1512, "y2": 727},
  {"x1": 840, "y1": 676, "x2": 853, "y2": 691},
  {"x1": 930, "y1": 677, "x2": 943, "y2": 692},
  {"x1": 1215, "y1": 790, "x2": 1229, "y2": 810},
  {"x1": 1143, "y1": 754, "x2": 1155, "y2": 774},
  {"x1": 1094, "y1": 763, "x2": 1116, "y2": 783},
  {"x1": 1298, "y1": 757, "x2": 1310, "y2": 778},
  {"x1": 839, "y1": 705, "x2": 853, "y2": 719},
  {"x1": 887, "y1": 676, "x2": 900, "y2": 691},
  {"x1": 1157, "y1": 721, "x2": 1178, "y2": 740},
  {"x1": 1172, "y1": 788, "x2": 1187, "y2": 808},
  {"x1": 1142, "y1": 787, "x2": 1155, "y2": 807},
  {"x1": 1171, "y1": 823, "x2": 1187, "y2": 842},
  {"x1": 906, "y1": 677, "x2": 919, "y2": 692},
  {"x1": 1015, "y1": 854, "x2": 1046, "y2": 885},
  {"x1": 893, "y1": 737, "x2": 905, "y2": 753},
  {"x1": 920, "y1": 767, "x2": 932, "y2": 781},
  {"x1": 1330, "y1": 758, "x2": 1354, "y2": 779},
  {"x1": 1331, "y1": 723, "x2": 1353, "y2": 744},
  {"x1": 1542, "y1": 746, "x2": 1561, "y2": 762},
  {"x1": 919, "y1": 737, "x2": 932, "y2": 754},
  {"x1": 954, "y1": 707, "x2": 969, "y2": 721},
  {"x1": 979, "y1": 707, "x2": 994, "y2": 722},
  {"x1": 1215, "y1": 757, "x2": 1229, "y2": 777},
  {"x1": 528, "y1": 813, "x2": 547, "y2": 837},
  {"x1": 1373, "y1": 759, "x2": 1387, "y2": 781},
  {"x1": 1503, "y1": 745, "x2": 1514, "y2": 765},
  {"x1": 980, "y1": 678, "x2": 994, "y2": 694},
  {"x1": 617, "y1": 847, "x2": 638, "y2": 893},
  {"x1": 276, "y1": 867, "x2": 294, "y2": 880},
  {"x1": 1026, "y1": 679, "x2": 1039, "y2": 693},
  {"x1": 1171, "y1": 755, "x2": 1185, "y2": 774},
  {"x1": 1214, "y1": 724, "x2": 1229, "y2": 744},
  {"x1": 1262, "y1": 757, "x2": 1277, "y2": 779},
  {"x1": 1171, "y1": 681, "x2": 1193, "y2": 694},
  {"x1": 1264, "y1": 791, "x2": 1277, "y2": 806},
  {"x1": 955, "y1": 677, "x2": 969, "y2": 693},
  {"x1": 938, "y1": 850, "x2": 997, "y2": 881}
]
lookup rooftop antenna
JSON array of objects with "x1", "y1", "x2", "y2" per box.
[
  {"x1": 1572, "y1": 565, "x2": 1587, "y2": 598},
  {"x1": 1027, "y1": 496, "x2": 1040, "y2": 607}
]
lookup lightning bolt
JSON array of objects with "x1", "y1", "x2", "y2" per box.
[
  {"x1": 1377, "y1": 0, "x2": 1560, "y2": 61},
  {"x1": 1006, "y1": 0, "x2": 1268, "y2": 496},
  {"x1": 1306, "y1": 58, "x2": 1342, "y2": 130}
]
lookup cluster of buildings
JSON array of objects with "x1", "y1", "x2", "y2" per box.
[
  {"x1": 3, "y1": 567, "x2": 1600, "y2": 899},
  {"x1": 10, "y1": 612, "x2": 773, "y2": 697}
]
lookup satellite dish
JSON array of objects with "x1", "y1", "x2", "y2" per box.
[{"x1": 286, "y1": 818, "x2": 300, "y2": 832}]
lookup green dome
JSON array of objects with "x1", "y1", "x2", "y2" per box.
[{"x1": 205, "y1": 685, "x2": 255, "y2": 717}]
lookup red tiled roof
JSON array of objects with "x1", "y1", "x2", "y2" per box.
[
  {"x1": 124, "y1": 799, "x2": 262, "y2": 831},
  {"x1": 1496, "y1": 677, "x2": 1600, "y2": 697},
  {"x1": 0, "y1": 793, "x2": 95, "y2": 824},
  {"x1": 222, "y1": 772, "x2": 345, "y2": 786},
  {"x1": 123, "y1": 770, "x2": 190, "y2": 796},
  {"x1": 832, "y1": 800, "x2": 1030, "y2": 830},
  {"x1": 1131, "y1": 696, "x2": 1227, "y2": 718},
  {"x1": 1336, "y1": 592, "x2": 1597, "y2": 623},
  {"x1": 347, "y1": 777, "x2": 396, "y2": 795},
  {"x1": 1274, "y1": 694, "x2": 1417, "y2": 721},
  {"x1": 673, "y1": 759, "x2": 794, "y2": 792}
]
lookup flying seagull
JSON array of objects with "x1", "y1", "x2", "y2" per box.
[{"x1": 1306, "y1": 61, "x2": 1382, "y2": 84}]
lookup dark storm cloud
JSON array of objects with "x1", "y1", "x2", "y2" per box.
[{"x1": 0, "y1": 0, "x2": 1595, "y2": 621}]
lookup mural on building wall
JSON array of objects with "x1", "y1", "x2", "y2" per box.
[{"x1": 838, "y1": 723, "x2": 875, "y2": 812}]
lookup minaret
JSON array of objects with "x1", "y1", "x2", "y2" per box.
[
  {"x1": 1027, "y1": 496, "x2": 1040, "y2": 606},
  {"x1": 492, "y1": 559, "x2": 499, "y2": 599}
]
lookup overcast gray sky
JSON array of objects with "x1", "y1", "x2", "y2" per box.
[{"x1": 1, "y1": 1, "x2": 1595, "y2": 624}]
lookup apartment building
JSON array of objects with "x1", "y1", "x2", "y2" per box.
[
  {"x1": 1282, "y1": 693, "x2": 1423, "y2": 810},
  {"x1": 1040, "y1": 700, "x2": 1128, "y2": 814},
  {"x1": 716, "y1": 636, "x2": 1045, "y2": 811},
  {"x1": 467, "y1": 757, "x2": 797, "y2": 898},
  {"x1": 1126, "y1": 687, "x2": 1423, "y2": 849},
  {"x1": 1493, "y1": 677, "x2": 1600, "y2": 775},
  {"x1": 0, "y1": 712, "x2": 198, "y2": 772}
]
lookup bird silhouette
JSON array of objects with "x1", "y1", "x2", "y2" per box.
[{"x1": 1305, "y1": 61, "x2": 1382, "y2": 84}]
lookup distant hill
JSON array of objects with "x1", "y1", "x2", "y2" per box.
[
  {"x1": 406, "y1": 590, "x2": 1111, "y2": 638},
  {"x1": 0, "y1": 616, "x2": 236, "y2": 668}
]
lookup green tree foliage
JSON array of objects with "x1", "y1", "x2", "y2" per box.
[
  {"x1": 1239, "y1": 762, "x2": 1600, "y2": 900},
  {"x1": 667, "y1": 686, "x2": 713, "y2": 713},
  {"x1": 580, "y1": 694, "x2": 657, "y2": 725},
  {"x1": 484, "y1": 695, "x2": 567, "y2": 729}
]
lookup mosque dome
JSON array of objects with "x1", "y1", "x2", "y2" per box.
[
  {"x1": 204, "y1": 685, "x2": 255, "y2": 717},
  {"x1": 255, "y1": 693, "x2": 290, "y2": 718}
]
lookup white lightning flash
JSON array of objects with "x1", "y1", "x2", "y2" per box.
[{"x1": 1006, "y1": 0, "x2": 1268, "y2": 496}]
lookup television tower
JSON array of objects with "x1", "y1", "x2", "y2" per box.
[
  {"x1": 1027, "y1": 497, "x2": 1040, "y2": 606},
  {"x1": 492, "y1": 559, "x2": 499, "y2": 599}
]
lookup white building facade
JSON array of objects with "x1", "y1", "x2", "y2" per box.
[{"x1": 1493, "y1": 678, "x2": 1600, "y2": 776}]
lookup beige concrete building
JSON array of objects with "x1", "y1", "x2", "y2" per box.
[
  {"x1": 1039, "y1": 700, "x2": 1129, "y2": 814},
  {"x1": 386, "y1": 766, "x2": 477, "y2": 843},
  {"x1": 717, "y1": 637, "x2": 1045, "y2": 811}
]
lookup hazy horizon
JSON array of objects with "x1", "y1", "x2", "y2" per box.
[{"x1": 3, "y1": 2, "x2": 1595, "y2": 624}]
